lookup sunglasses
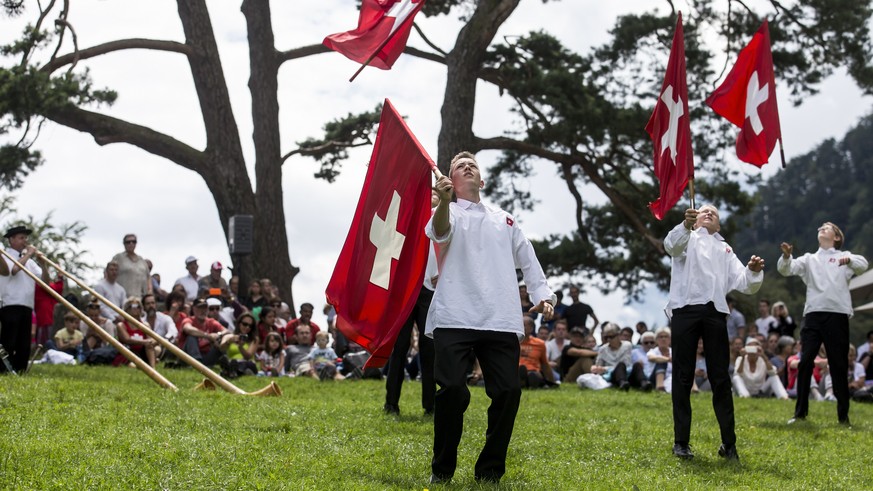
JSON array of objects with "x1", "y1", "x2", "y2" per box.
[
  {"x1": 642, "y1": 341, "x2": 655, "y2": 345},
  {"x1": 124, "y1": 240, "x2": 137, "y2": 244},
  {"x1": 208, "y1": 306, "x2": 221, "y2": 311},
  {"x1": 239, "y1": 321, "x2": 254, "y2": 328},
  {"x1": 603, "y1": 335, "x2": 616, "y2": 341}
]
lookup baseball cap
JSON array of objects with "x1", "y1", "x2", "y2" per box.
[
  {"x1": 185, "y1": 256, "x2": 198, "y2": 265},
  {"x1": 206, "y1": 298, "x2": 222, "y2": 308},
  {"x1": 211, "y1": 261, "x2": 223, "y2": 270},
  {"x1": 192, "y1": 298, "x2": 208, "y2": 309}
]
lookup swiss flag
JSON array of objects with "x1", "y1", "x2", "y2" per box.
[
  {"x1": 706, "y1": 20, "x2": 782, "y2": 167},
  {"x1": 646, "y1": 13, "x2": 694, "y2": 220},
  {"x1": 325, "y1": 99, "x2": 434, "y2": 368},
  {"x1": 323, "y1": 0, "x2": 426, "y2": 70}
]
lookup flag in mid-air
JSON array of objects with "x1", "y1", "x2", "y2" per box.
[
  {"x1": 323, "y1": 0, "x2": 426, "y2": 70},
  {"x1": 325, "y1": 99, "x2": 434, "y2": 368},
  {"x1": 646, "y1": 12, "x2": 694, "y2": 220},
  {"x1": 706, "y1": 20, "x2": 782, "y2": 167}
]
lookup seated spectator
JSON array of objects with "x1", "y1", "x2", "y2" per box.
[
  {"x1": 536, "y1": 324, "x2": 550, "y2": 342},
  {"x1": 173, "y1": 256, "x2": 200, "y2": 302},
  {"x1": 164, "y1": 291, "x2": 189, "y2": 330},
  {"x1": 306, "y1": 331, "x2": 343, "y2": 381},
  {"x1": 257, "y1": 331, "x2": 286, "y2": 377},
  {"x1": 647, "y1": 327, "x2": 673, "y2": 392},
  {"x1": 546, "y1": 319, "x2": 570, "y2": 381},
  {"x1": 591, "y1": 322, "x2": 635, "y2": 390},
  {"x1": 772, "y1": 335, "x2": 795, "y2": 388},
  {"x1": 206, "y1": 297, "x2": 230, "y2": 330},
  {"x1": 142, "y1": 293, "x2": 177, "y2": 354},
  {"x1": 256, "y1": 306, "x2": 281, "y2": 342},
  {"x1": 858, "y1": 330, "x2": 873, "y2": 384},
  {"x1": 285, "y1": 303, "x2": 320, "y2": 346},
  {"x1": 198, "y1": 261, "x2": 228, "y2": 299},
  {"x1": 285, "y1": 325, "x2": 314, "y2": 376},
  {"x1": 48, "y1": 312, "x2": 85, "y2": 363},
  {"x1": 518, "y1": 316, "x2": 554, "y2": 389},
  {"x1": 728, "y1": 336, "x2": 744, "y2": 376},
  {"x1": 93, "y1": 261, "x2": 127, "y2": 322},
  {"x1": 178, "y1": 298, "x2": 227, "y2": 367},
  {"x1": 732, "y1": 339, "x2": 788, "y2": 399},
  {"x1": 151, "y1": 273, "x2": 169, "y2": 303},
  {"x1": 694, "y1": 338, "x2": 710, "y2": 392},
  {"x1": 847, "y1": 344, "x2": 866, "y2": 395},
  {"x1": 631, "y1": 331, "x2": 657, "y2": 390},
  {"x1": 81, "y1": 299, "x2": 117, "y2": 351},
  {"x1": 270, "y1": 297, "x2": 292, "y2": 322},
  {"x1": 560, "y1": 328, "x2": 598, "y2": 383},
  {"x1": 218, "y1": 311, "x2": 259, "y2": 379},
  {"x1": 765, "y1": 332, "x2": 780, "y2": 358},
  {"x1": 620, "y1": 326, "x2": 634, "y2": 344},
  {"x1": 634, "y1": 322, "x2": 649, "y2": 345},
  {"x1": 241, "y1": 280, "x2": 267, "y2": 311},
  {"x1": 519, "y1": 284, "x2": 537, "y2": 322},
  {"x1": 115, "y1": 297, "x2": 158, "y2": 368},
  {"x1": 770, "y1": 301, "x2": 797, "y2": 338}
]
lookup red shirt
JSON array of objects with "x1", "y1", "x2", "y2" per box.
[
  {"x1": 285, "y1": 319, "x2": 320, "y2": 346},
  {"x1": 178, "y1": 316, "x2": 224, "y2": 354},
  {"x1": 33, "y1": 280, "x2": 63, "y2": 326}
]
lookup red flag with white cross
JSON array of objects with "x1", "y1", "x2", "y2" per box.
[
  {"x1": 323, "y1": 0, "x2": 426, "y2": 70},
  {"x1": 646, "y1": 13, "x2": 694, "y2": 220},
  {"x1": 326, "y1": 99, "x2": 433, "y2": 368},
  {"x1": 706, "y1": 20, "x2": 782, "y2": 167}
]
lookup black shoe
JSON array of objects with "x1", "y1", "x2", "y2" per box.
[
  {"x1": 423, "y1": 408, "x2": 434, "y2": 416},
  {"x1": 672, "y1": 443, "x2": 694, "y2": 460},
  {"x1": 718, "y1": 444, "x2": 740, "y2": 461},
  {"x1": 430, "y1": 473, "x2": 452, "y2": 484},
  {"x1": 839, "y1": 417, "x2": 851, "y2": 426},
  {"x1": 640, "y1": 381, "x2": 653, "y2": 392},
  {"x1": 619, "y1": 381, "x2": 630, "y2": 391},
  {"x1": 383, "y1": 403, "x2": 400, "y2": 415}
]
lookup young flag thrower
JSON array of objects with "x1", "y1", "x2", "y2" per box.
[
  {"x1": 646, "y1": 12, "x2": 695, "y2": 219},
  {"x1": 326, "y1": 99, "x2": 439, "y2": 369},
  {"x1": 323, "y1": 0, "x2": 427, "y2": 81}
]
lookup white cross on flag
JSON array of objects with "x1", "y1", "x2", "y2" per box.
[
  {"x1": 323, "y1": 0, "x2": 426, "y2": 70},
  {"x1": 706, "y1": 20, "x2": 782, "y2": 167},
  {"x1": 326, "y1": 99, "x2": 434, "y2": 368},
  {"x1": 645, "y1": 12, "x2": 694, "y2": 220}
]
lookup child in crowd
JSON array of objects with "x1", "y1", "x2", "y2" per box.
[
  {"x1": 257, "y1": 332, "x2": 285, "y2": 377},
  {"x1": 306, "y1": 331, "x2": 343, "y2": 380}
]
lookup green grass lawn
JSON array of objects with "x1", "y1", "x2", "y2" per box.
[{"x1": 1, "y1": 365, "x2": 869, "y2": 490}]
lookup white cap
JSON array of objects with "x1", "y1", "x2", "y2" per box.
[{"x1": 185, "y1": 256, "x2": 198, "y2": 265}]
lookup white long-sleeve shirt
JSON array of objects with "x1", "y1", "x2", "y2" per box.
[
  {"x1": 664, "y1": 223, "x2": 763, "y2": 314},
  {"x1": 734, "y1": 355, "x2": 776, "y2": 394},
  {"x1": 1, "y1": 247, "x2": 42, "y2": 308},
  {"x1": 424, "y1": 199, "x2": 554, "y2": 339},
  {"x1": 777, "y1": 247, "x2": 868, "y2": 316}
]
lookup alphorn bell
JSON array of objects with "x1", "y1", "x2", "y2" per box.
[
  {"x1": 39, "y1": 255, "x2": 281, "y2": 397},
  {"x1": 0, "y1": 249, "x2": 178, "y2": 391}
]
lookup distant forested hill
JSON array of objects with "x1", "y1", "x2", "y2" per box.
[{"x1": 728, "y1": 113, "x2": 873, "y2": 343}]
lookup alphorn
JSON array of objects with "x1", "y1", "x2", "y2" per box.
[
  {"x1": 40, "y1": 255, "x2": 281, "y2": 397},
  {"x1": 0, "y1": 249, "x2": 178, "y2": 391}
]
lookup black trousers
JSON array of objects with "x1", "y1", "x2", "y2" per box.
[
  {"x1": 432, "y1": 328, "x2": 521, "y2": 481},
  {"x1": 671, "y1": 303, "x2": 736, "y2": 447},
  {"x1": 385, "y1": 288, "x2": 435, "y2": 411},
  {"x1": 0, "y1": 305, "x2": 33, "y2": 372},
  {"x1": 795, "y1": 312, "x2": 850, "y2": 422}
]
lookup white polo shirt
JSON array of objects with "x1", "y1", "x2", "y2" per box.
[
  {"x1": 1, "y1": 247, "x2": 42, "y2": 309},
  {"x1": 664, "y1": 223, "x2": 763, "y2": 315},
  {"x1": 424, "y1": 199, "x2": 554, "y2": 339},
  {"x1": 777, "y1": 247, "x2": 868, "y2": 316}
]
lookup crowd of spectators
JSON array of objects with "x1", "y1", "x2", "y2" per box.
[{"x1": 19, "y1": 234, "x2": 873, "y2": 405}]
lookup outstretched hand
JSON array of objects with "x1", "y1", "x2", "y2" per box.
[
  {"x1": 530, "y1": 300, "x2": 554, "y2": 321},
  {"x1": 780, "y1": 242, "x2": 793, "y2": 258},
  {"x1": 747, "y1": 255, "x2": 765, "y2": 273},
  {"x1": 683, "y1": 208, "x2": 698, "y2": 230}
]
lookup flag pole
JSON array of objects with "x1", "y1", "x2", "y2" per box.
[
  {"x1": 688, "y1": 178, "x2": 696, "y2": 210},
  {"x1": 778, "y1": 138, "x2": 786, "y2": 169},
  {"x1": 349, "y1": 14, "x2": 421, "y2": 82}
]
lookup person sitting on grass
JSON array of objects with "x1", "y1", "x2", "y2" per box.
[
  {"x1": 257, "y1": 331, "x2": 285, "y2": 377},
  {"x1": 218, "y1": 312, "x2": 259, "y2": 379},
  {"x1": 115, "y1": 297, "x2": 158, "y2": 368},
  {"x1": 178, "y1": 298, "x2": 226, "y2": 367},
  {"x1": 518, "y1": 315, "x2": 555, "y2": 389},
  {"x1": 48, "y1": 312, "x2": 85, "y2": 363},
  {"x1": 285, "y1": 325, "x2": 314, "y2": 377},
  {"x1": 694, "y1": 338, "x2": 711, "y2": 392},
  {"x1": 306, "y1": 331, "x2": 343, "y2": 380},
  {"x1": 732, "y1": 339, "x2": 788, "y2": 399},
  {"x1": 591, "y1": 323, "x2": 635, "y2": 390},
  {"x1": 847, "y1": 344, "x2": 866, "y2": 395},
  {"x1": 560, "y1": 329, "x2": 598, "y2": 383},
  {"x1": 647, "y1": 327, "x2": 673, "y2": 392},
  {"x1": 631, "y1": 331, "x2": 657, "y2": 391}
]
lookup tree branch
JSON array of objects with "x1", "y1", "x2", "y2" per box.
[
  {"x1": 281, "y1": 139, "x2": 371, "y2": 164},
  {"x1": 412, "y1": 22, "x2": 447, "y2": 56},
  {"x1": 41, "y1": 38, "x2": 193, "y2": 73},
  {"x1": 45, "y1": 105, "x2": 205, "y2": 172},
  {"x1": 277, "y1": 43, "x2": 331, "y2": 65}
]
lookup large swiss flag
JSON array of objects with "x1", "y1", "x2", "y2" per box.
[
  {"x1": 646, "y1": 13, "x2": 694, "y2": 220},
  {"x1": 325, "y1": 99, "x2": 434, "y2": 368},
  {"x1": 323, "y1": 0, "x2": 426, "y2": 70},
  {"x1": 706, "y1": 20, "x2": 782, "y2": 167}
]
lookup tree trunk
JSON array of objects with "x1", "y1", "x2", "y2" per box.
[{"x1": 436, "y1": 0, "x2": 520, "y2": 172}]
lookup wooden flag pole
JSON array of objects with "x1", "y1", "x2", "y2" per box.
[
  {"x1": 348, "y1": 14, "x2": 421, "y2": 82},
  {"x1": 688, "y1": 178, "x2": 696, "y2": 210},
  {"x1": 778, "y1": 139, "x2": 786, "y2": 169}
]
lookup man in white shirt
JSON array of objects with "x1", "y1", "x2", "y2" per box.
[
  {"x1": 93, "y1": 261, "x2": 127, "y2": 322},
  {"x1": 754, "y1": 299, "x2": 777, "y2": 339},
  {"x1": 173, "y1": 256, "x2": 200, "y2": 302},
  {"x1": 142, "y1": 293, "x2": 177, "y2": 344},
  {"x1": 1, "y1": 225, "x2": 50, "y2": 373},
  {"x1": 665, "y1": 206, "x2": 764, "y2": 462},
  {"x1": 426, "y1": 151, "x2": 555, "y2": 484},
  {"x1": 779, "y1": 221, "x2": 868, "y2": 425}
]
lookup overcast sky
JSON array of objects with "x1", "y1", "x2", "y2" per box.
[{"x1": 2, "y1": 0, "x2": 870, "y2": 329}]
